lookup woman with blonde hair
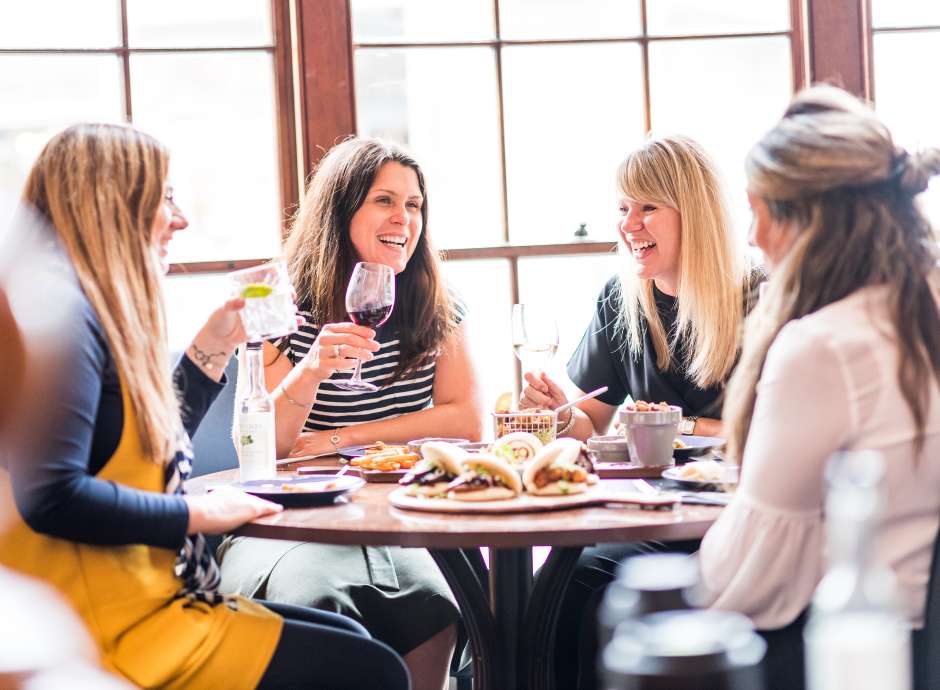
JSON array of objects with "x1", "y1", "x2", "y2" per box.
[
  {"x1": 0, "y1": 123, "x2": 410, "y2": 689},
  {"x1": 219, "y1": 137, "x2": 482, "y2": 690},
  {"x1": 528, "y1": 135, "x2": 758, "y2": 690},
  {"x1": 699, "y1": 85, "x2": 940, "y2": 689},
  {"x1": 522, "y1": 134, "x2": 756, "y2": 441}
]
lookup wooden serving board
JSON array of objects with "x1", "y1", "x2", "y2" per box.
[
  {"x1": 387, "y1": 486, "x2": 679, "y2": 514},
  {"x1": 594, "y1": 462, "x2": 674, "y2": 479}
]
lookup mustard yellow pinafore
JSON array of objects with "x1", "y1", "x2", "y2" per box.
[{"x1": 0, "y1": 390, "x2": 282, "y2": 689}]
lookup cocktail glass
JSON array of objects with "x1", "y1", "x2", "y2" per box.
[{"x1": 229, "y1": 260, "x2": 298, "y2": 342}]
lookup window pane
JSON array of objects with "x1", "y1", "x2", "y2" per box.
[
  {"x1": 164, "y1": 273, "x2": 231, "y2": 354},
  {"x1": 351, "y1": 0, "x2": 494, "y2": 42},
  {"x1": 501, "y1": 44, "x2": 645, "y2": 245},
  {"x1": 0, "y1": 55, "x2": 123, "y2": 197},
  {"x1": 518, "y1": 253, "x2": 621, "y2": 395},
  {"x1": 355, "y1": 47, "x2": 503, "y2": 248},
  {"x1": 441, "y1": 259, "x2": 515, "y2": 429},
  {"x1": 126, "y1": 0, "x2": 272, "y2": 48},
  {"x1": 499, "y1": 0, "x2": 641, "y2": 40},
  {"x1": 647, "y1": 0, "x2": 790, "y2": 36},
  {"x1": 0, "y1": 1, "x2": 120, "y2": 49},
  {"x1": 648, "y1": 36, "x2": 792, "y2": 237},
  {"x1": 130, "y1": 52, "x2": 282, "y2": 263},
  {"x1": 871, "y1": 0, "x2": 940, "y2": 28},
  {"x1": 873, "y1": 33, "x2": 940, "y2": 226}
]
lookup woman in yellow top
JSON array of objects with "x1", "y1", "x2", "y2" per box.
[{"x1": 0, "y1": 123, "x2": 411, "y2": 690}]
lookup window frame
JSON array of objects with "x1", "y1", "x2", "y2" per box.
[{"x1": 0, "y1": 0, "x2": 301, "y2": 275}]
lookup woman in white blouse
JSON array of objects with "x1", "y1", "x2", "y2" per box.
[{"x1": 700, "y1": 85, "x2": 940, "y2": 688}]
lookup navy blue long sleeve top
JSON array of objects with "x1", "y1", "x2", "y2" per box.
[{"x1": 8, "y1": 290, "x2": 225, "y2": 550}]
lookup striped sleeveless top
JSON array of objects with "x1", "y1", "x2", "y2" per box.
[{"x1": 276, "y1": 302, "x2": 464, "y2": 432}]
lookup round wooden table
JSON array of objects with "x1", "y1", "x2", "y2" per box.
[{"x1": 189, "y1": 464, "x2": 722, "y2": 690}]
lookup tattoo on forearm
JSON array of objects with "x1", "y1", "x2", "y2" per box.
[{"x1": 191, "y1": 343, "x2": 226, "y2": 371}]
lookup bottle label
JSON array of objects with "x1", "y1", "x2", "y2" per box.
[{"x1": 238, "y1": 412, "x2": 277, "y2": 481}]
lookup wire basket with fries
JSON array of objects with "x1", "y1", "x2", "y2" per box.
[{"x1": 492, "y1": 410, "x2": 557, "y2": 445}]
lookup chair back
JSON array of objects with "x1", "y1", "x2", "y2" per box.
[
  {"x1": 189, "y1": 355, "x2": 239, "y2": 477},
  {"x1": 914, "y1": 522, "x2": 940, "y2": 689}
]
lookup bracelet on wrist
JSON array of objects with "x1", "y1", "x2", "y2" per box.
[
  {"x1": 190, "y1": 342, "x2": 226, "y2": 371},
  {"x1": 556, "y1": 409, "x2": 576, "y2": 436},
  {"x1": 276, "y1": 382, "x2": 315, "y2": 408}
]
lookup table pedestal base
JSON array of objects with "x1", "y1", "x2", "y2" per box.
[{"x1": 431, "y1": 545, "x2": 585, "y2": 690}]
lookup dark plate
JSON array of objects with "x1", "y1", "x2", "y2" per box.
[
  {"x1": 673, "y1": 435, "x2": 726, "y2": 462},
  {"x1": 336, "y1": 443, "x2": 410, "y2": 460},
  {"x1": 661, "y1": 465, "x2": 738, "y2": 492},
  {"x1": 230, "y1": 476, "x2": 364, "y2": 507}
]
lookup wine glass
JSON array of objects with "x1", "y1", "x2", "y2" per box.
[
  {"x1": 511, "y1": 303, "x2": 559, "y2": 372},
  {"x1": 334, "y1": 262, "x2": 395, "y2": 392}
]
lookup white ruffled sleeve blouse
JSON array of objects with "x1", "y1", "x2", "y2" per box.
[{"x1": 698, "y1": 282, "x2": 940, "y2": 630}]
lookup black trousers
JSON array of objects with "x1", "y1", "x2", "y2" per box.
[
  {"x1": 257, "y1": 600, "x2": 411, "y2": 690},
  {"x1": 553, "y1": 541, "x2": 807, "y2": 690}
]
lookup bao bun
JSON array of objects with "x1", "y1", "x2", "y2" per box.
[
  {"x1": 490, "y1": 432, "x2": 544, "y2": 466},
  {"x1": 524, "y1": 438, "x2": 592, "y2": 496},
  {"x1": 420, "y1": 441, "x2": 466, "y2": 475},
  {"x1": 407, "y1": 442, "x2": 466, "y2": 497},
  {"x1": 448, "y1": 454, "x2": 522, "y2": 502}
]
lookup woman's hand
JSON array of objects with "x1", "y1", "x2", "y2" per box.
[
  {"x1": 288, "y1": 431, "x2": 336, "y2": 458},
  {"x1": 520, "y1": 371, "x2": 568, "y2": 411},
  {"x1": 184, "y1": 486, "x2": 282, "y2": 535},
  {"x1": 297, "y1": 322, "x2": 380, "y2": 383}
]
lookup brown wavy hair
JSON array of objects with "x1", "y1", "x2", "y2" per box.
[
  {"x1": 724, "y1": 85, "x2": 940, "y2": 462},
  {"x1": 22, "y1": 123, "x2": 181, "y2": 463},
  {"x1": 282, "y1": 137, "x2": 455, "y2": 381}
]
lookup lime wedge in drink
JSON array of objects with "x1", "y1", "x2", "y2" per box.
[{"x1": 240, "y1": 283, "x2": 273, "y2": 299}]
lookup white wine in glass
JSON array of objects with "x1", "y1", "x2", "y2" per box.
[{"x1": 511, "y1": 303, "x2": 559, "y2": 371}]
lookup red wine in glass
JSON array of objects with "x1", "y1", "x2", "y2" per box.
[
  {"x1": 334, "y1": 262, "x2": 395, "y2": 392},
  {"x1": 349, "y1": 304, "x2": 393, "y2": 328}
]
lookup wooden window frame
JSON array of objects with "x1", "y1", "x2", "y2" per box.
[{"x1": 2, "y1": 0, "x2": 299, "y2": 276}]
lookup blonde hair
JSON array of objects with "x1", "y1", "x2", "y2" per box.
[
  {"x1": 724, "y1": 85, "x2": 940, "y2": 461},
  {"x1": 616, "y1": 135, "x2": 747, "y2": 389},
  {"x1": 22, "y1": 123, "x2": 180, "y2": 463}
]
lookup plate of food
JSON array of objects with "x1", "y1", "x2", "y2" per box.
[
  {"x1": 338, "y1": 443, "x2": 421, "y2": 482},
  {"x1": 661, "y1": 460, "x2": 738, "y2": 491},
  {"x1": 336, "y1": 441, "x2": 407, "y2": 460},
  {"x1": 672, "y1": 435, "x2": 726, "y2": 462},
  {"x1": 389, "y1": 438, "x2": 676, "y2": 513},
  {"x1": 231, "y1": 475, "x2": 365, "y2": 507}
]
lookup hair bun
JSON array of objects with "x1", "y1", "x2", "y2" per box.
[{"x1": 897, "y1": 147, "x2": 940, "y2": 196}]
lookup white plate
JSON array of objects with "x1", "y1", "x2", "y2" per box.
[{"x1": 661, "y1": 463, "x2": 738, "y2": 490}]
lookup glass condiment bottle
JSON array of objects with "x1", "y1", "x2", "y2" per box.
[
  {"x1": 803, "y1": 451, "x2": 912, "y2": 690},
  {"x1": 602, "y1": 609, "x2": 766, "y2": 690},
  {"x1": 236, "y1": 342, "x2": 277, "y2": 481}
]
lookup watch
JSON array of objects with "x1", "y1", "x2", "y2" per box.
[
  {"x1": 328, "y1": 433, "x2": 342, "y2": 454},
  {"x1": 678, "y1": 416, "x2": 698, "y2": 435}
]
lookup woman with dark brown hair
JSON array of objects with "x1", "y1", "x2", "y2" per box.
[
  {"x1": 219, "y1": 137, "x2": 483, "y2": 690},
  {"x1": 699, "y1": 85, "x2": 940, "y2": 689}
]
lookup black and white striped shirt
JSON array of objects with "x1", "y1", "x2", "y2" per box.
[{"x1": 276, "y1": 305, "x2": 462, "y2": 432}]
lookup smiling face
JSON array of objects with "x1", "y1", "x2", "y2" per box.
[
  {"x1": 151, "y1": 184, "x2": 188, "y2": 273},
  {"x1": 618, "y1": 197, "x2": 682, "y2": 295},
  {"x1": 348, "y1": 162, "x2": 424, "y2": 275}
]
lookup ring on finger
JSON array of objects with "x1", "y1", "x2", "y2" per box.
[{"x1": 333, "y1": 344, "x2": 342, "y2": 358}]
